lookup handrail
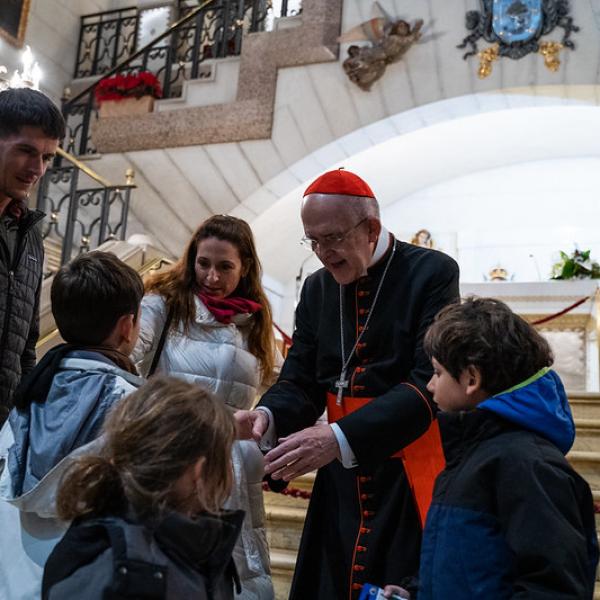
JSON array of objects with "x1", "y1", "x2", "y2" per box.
[
  {"x1": 56, "y1": 147, "x2": 136, "y2": 189},
  {"x1": 65, "y1": 0, "x2": 215, "y2": 109},
  {"x1": 78, "y1": 5, "x2": 137, "y2": 22},
  {"x1": 137, "y1": 256, "x2": 175, "y2": 277},
  {"x1": 35, "y1": 327, "x2": 62, "y2": 350},
  {"x1": 36, "y1": 254, "x2": 175, "y2": 351},
  {"x1": 56, "y1": 147, "x2": 111, "y2": 187}
]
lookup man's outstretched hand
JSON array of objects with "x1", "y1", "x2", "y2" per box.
[
  {"x1": 264, "y1": 423, "x2": 341, "y2": 481},
  {"x1": 234, "y1": 409, "x2": 269, "y2": 442}
]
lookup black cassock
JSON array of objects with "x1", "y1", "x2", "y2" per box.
[{"x1": 260, "y1": 238, "x2": 459, "y2": 600}]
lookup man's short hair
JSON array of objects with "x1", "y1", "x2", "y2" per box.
[
  {"x1": 424, "y1": 297, "x2": 553, "y2": 395},
  {"x1": 0, "y1": 88, "x2": 66, "y2": 140},
  {"x1": 51, "y1": 251, "x2": 144, "y2": 345}
]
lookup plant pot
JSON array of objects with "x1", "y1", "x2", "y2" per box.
[{"x1": 98, "y1": 95, "x2": 155, "y2": 118}]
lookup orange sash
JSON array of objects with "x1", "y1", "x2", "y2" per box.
[{"x1": 327, "y1": 392, "x2": 445, "y2": 528}]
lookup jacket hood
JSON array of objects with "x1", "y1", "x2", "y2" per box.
[
  {"x1": 5, "y1": 351, "x2": 142, "y2": 503},
  {"x1": 478, "y1": 368, "x2": 575, "y2": 454}
]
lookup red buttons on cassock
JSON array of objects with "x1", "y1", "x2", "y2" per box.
[
  {"x1": 357, "y1": 546, "x2": 367, "y2": 552},
  {"x1": 360, "y1": 493, "x2": 369, "y2": 501},
  {"x1": 358, "y1": 308, "x2": 369, "y2": 315},
  {"x1": 352, "y1": 583, "x2": 363, "y2": 591},
  {"x1": 353, "y1": 565, "x2": 366, "y2": 572},
  {"x1": 363, "y1": 510, "x2": 375, "y2": 518},
  {"x1": 359, "y1": 527, "x2": 371, "y2": 534},
  {"x1": 357, "y1": 290, "x2": 370, "y2": 297},
  {"x1": 358, "y1": 476, "x2": 371, "y2": 483}
]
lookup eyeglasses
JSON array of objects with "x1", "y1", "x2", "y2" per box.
[{"x1": 300, "y1": 218, "x2": 368, "y2": 252}]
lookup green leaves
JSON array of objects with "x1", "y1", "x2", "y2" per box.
[{"x1": 551, "y1": 248, "x2": 600, "y2": 280}]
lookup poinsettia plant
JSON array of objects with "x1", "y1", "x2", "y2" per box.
[
  {"x1": 551, "y1": 248, "x2": 600, "y2": 280},
  {"x1": 94, "y1": 71, "x2": 163, "y2": 105}
]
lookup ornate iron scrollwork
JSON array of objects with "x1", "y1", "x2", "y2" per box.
[{"x1": 36, "y1": 165, "x2": 133, "y2": 273}]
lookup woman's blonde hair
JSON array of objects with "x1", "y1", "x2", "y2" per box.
[
  {"x1": 144, "y1": 215, "x2": 276, "y2": 384},
  {"x1": 57, "y1": 376, "x2": 235, "y2": 521}
]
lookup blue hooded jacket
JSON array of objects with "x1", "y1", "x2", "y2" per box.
[
  {"x1": 418, "y1": 368, "x2": 599, "y2": 600},
  {"x1": 0, "y1": 350, "x2": 143, "y2": 600},
  {"x1": 479, "y1": 367, "x2": 575, "y2": 455}
]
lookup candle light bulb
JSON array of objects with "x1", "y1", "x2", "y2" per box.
[
  {"x1": 32, "y1": 63, "x2": 42, "y2": 89},
  {"x1": 22, "y1": 46, "x2": 33, "y2": 78},
  {"x1": 10, "y1": 70, "x2": 23, "y2": 88}
]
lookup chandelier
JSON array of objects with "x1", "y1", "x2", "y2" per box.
[{"x1": 0, "y1": 45, "x2": 42, "y2": 91}]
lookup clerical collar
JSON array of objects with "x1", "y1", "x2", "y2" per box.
[{"x1": 369, "y1": 226, "x2": 391, "y2": 267}]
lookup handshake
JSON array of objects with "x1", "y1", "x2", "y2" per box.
[{"x1": 233, "y1": 409, "x2": 341, "y2": 481}]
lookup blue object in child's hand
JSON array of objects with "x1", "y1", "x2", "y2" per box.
[{"x1": 358, "y1": 583, "x2": 407, "y2": 600}]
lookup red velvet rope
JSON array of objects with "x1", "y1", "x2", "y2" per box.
[
  {"x1": 262, "y1": 481, "x2": 312, "y2": 500},
  {"x1": 531, "y1": 296, "x2": 591, "y2": 326},
  {"x1": 273, "y1": 323, "x2": 293, "y2": 347}
]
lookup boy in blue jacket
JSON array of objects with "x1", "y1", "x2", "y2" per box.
[
  {"x1": 385, "y1": 297, "x2": 598, "y2": 600},
  {"x1": 0, "y1": 251, "x2": 145, "y2": 600}
]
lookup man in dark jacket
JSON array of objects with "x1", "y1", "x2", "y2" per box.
[{"x1": 0, "y1": 88, "x2": 65, "y2": 425}]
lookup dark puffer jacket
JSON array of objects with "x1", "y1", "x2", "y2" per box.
[
  {"x1": 0, "y1": 209, "x2": 44, "y2": 424},
  {"x1": 43, "y1": 510, "x2": 244, "y2": 600}
]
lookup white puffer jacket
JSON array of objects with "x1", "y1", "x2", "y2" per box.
[{"x1": 132, "y1": 294, "x2": 274, "y2": 600}]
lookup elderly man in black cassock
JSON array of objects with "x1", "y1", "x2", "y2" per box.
[{"x1": 236, "y1": 169, "x2": 459, "y2": 600}]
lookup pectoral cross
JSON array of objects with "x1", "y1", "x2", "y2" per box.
[{"x1": 335, "y1": 370, "x2": 349, "y2": 406}]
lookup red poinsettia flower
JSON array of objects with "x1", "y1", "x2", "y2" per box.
[{"x1": 94, "y1": 71, "x2": 163, "y2": 105}]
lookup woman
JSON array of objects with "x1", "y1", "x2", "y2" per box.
[
  {"x1": 132, "y1": 215, "x2": 277, "y2": 600},
  {"x1": 43, "y1": 376, "x2": 242, "y2": 600}
]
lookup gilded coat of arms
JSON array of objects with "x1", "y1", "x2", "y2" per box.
[{"x1": 458, "y1": 0, "x2": 579, "y2": 78}]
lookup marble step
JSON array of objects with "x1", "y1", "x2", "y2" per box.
[
  {"x1": 270, "y1": 548, "x2": 296, "y2": 600},
  {"x1": 569, "y1": 393, "x2": 600, "y2": 420},
  {"x1": 568, "y1": 451, "x2": 600, "y2": 489},
  {"x1": 265, "y1": 505, "x2": 306, "y2": 553},
  {"x1": 573, "y1": 419, "x2": 600, "y2": 451}
]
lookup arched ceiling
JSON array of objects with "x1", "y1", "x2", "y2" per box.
[{"x1": 252, "y1": 98, "x2": 600, "y2": 284}]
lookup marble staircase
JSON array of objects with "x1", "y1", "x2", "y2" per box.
[{"x1": 264, "y1": 393, "x2": 600, "y2": 599}]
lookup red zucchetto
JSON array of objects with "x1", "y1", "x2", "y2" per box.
[{"x1": 303, "y1": 168, "x2": 375, "y2": 199}]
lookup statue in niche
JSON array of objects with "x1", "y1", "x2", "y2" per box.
[
  {"x1": 485, "y1": 266, "x2": 513, "y2": 282},
  {"x1": 339, "y1": 2, "x2": 424, "y2": 92},
  {"x1": 410, "y1": 229, "x2": 435, "y2": 249}
]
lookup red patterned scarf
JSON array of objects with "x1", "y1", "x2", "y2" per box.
[{"x1": 198, "y1": 292, "x2": 261, "y2": 324}]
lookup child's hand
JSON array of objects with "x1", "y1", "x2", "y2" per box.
[{"x1": 383, "y1": 585, "x2": 410, "y2": 599}]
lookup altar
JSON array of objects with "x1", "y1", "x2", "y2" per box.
[{"x1": 461, "y1": 281, "x2": 600, "y2": 392}]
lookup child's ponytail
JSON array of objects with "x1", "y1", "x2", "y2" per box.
[
  {"x1": 57, "y1": 456, "x2": 125, "y2": 520},
  {"x1": 56, "y1": 376, "x2": 235, "y2": 521}
]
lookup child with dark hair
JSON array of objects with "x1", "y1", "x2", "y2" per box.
[
  {"x1": 0, "y1": 251, "x2": 144, "y2": 600},
  {"x1": 384, "y1": 297, "x2": 598, "y2": 600},
  {"x1": 43, "y1": 376, "x2": 241, "y2": 600}
]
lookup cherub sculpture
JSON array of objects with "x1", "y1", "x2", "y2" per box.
[{"x1": 339, "y1": 2, "x2": 424, "y2": 92}]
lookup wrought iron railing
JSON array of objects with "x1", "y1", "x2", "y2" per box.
[
  {"x1": 65, "y1": 0, "x2": 259, "y2": 156},
  {"x1": 36, "y1": 147, "x2": 136, "y2": 274},
  {"x1": 64, "y1": 0, "x2": 302, "y2": 157},
  {"x1": 74, "y1": 2, "x2": 302, "y2": 79},
  {"x1": 74, "y1": 6, "x2": 138, "y2": 78}
]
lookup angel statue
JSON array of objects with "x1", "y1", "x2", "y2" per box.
[{"x1": 339, "y1": 2, "x2": 424, "y2": 92}]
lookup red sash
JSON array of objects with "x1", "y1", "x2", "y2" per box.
[{"x1": 327, "y1": 392, "x2": 445, "y2": 528}]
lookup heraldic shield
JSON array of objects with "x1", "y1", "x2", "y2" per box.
[{"x1": 492, "y1": 0, "x2": 543, "y2": 44}]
